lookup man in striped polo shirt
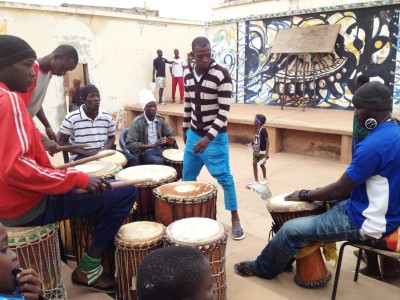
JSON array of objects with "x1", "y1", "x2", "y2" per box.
[
  {"x1": 182, "y1": 36, "x2": 245, "y2": 241},
  {"x1": 58, "y1": 84, "x2": 136, "y2": 166}
]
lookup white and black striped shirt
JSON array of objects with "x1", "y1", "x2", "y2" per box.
[
  {"x1": 59, "y1": 105, "x2": 115, "y2": 151},
  {"x1": 183, "y1": 60, "x2": 232, "y2": 140}
]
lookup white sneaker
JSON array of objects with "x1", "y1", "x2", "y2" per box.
[
  {"x1": 160, "y1": 102, "x2": 166, "y2": 105},
  {"x1": 260, "y1": 179, "x2": 268, "y2": 185}
]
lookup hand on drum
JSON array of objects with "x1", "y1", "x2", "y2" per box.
[
  {"x1": 86, "y1": 149, "x2": 100, "y2": 157},
  {"x1": 86, "y1": 175, "x2": 112, "y2": 196},
  {"x1": 193, "y1": 136, "x2": 210, "y2": 154},
  {"x1": 284, "y1": 191, "x2": 301, "y2": 202},
  {"x1": 17, "y1": 268, "x2": 42, "y2": 300}
]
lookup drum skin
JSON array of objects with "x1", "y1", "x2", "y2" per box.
[
  {"x1": 7, "y1": 223, "x2": 67, "y2": 299},
  {"x1": 115, "y1": 222, "x2": 165, "y2": 300},
  {"x1": 266, "y1": 193, "x2": 331, "y2": 288},
  {"x1": 116, "y1": 165, "x2": 177, "y2": 221},
  {"x1": 154, "y1": 181, "x2": 217, "y2": 226},
  {"x1": 161, "y1": 149, "x2": 184, "y2": 181},
  {"x1": 164, "y1": 218, "x2": 228, "y2": 300}
]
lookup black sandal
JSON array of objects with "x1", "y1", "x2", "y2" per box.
[{"x1": 234, "y1": 261, "x2": 257, "y2": 277}]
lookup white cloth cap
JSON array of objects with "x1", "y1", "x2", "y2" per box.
[{"x1": 139, "y1": 88, "x2": 156, "y2": 109}]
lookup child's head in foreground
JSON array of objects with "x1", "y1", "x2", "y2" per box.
[
  {"x1": 0, "y1": 222, "x2": 19, "y2": 293},
  {"x1": 136, "y1": 246, "x2": 216, "y2": 300}
]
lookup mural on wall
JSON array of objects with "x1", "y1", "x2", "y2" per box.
[
  {"x1": 209, "y1": 24, "x2": 238, "y2": 100},
  {"x1": 210, "y1": 4, "x2": 399, "y2": 111}
]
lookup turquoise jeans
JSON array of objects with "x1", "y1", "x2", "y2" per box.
[{"x1": 182, "y1": 129, "x2": 238, "y2": 211}]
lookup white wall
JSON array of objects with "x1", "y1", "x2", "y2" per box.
[{"x1": 0, "y1": 2, "x2": 204, "y2": 130}]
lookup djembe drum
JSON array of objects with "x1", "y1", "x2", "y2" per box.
[
  {"x1": 115, "y1": 165, "x2": 177, "y2": 221},
  {"x1": 74, "y1": 160, "x2": 122, "y2": 178},
  {"x1": 98, "y1": 150, "x2": 128, "y2": 167},
  {"x1": 7, "y1": 223, "x2": 67, "y2": 299},
  {"x1": 266, "y1": 193, "x2": 331, "y2": 287},
  {"x1": 154, "y1": 181, "x2": 217, "y2": 227},
  {"x1": 164, "y1": 218, "x2": 228, "y2": 300},
  {"x1": 115, "y1": 221, "x2": 165, "y2": 300},
  {"x1": 161, "y1": 149, "x2": 184, "y2": 180}
]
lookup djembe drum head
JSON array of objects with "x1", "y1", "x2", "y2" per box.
[
  {"x1": 115, "y1": 165, "x2": 177, "y2": 221},
  {"x1": 154, "y1": 181, "x2": 217, "y2": 226},
  {"x1": 115, "y1": 221, "x2": 165, "y2": 300},
  {"x1": 165, "y1": 218, "x2": 227, "y2": 300}
]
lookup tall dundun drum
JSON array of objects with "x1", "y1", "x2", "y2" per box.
[
  {"x1": 154, "y1": 181, "x2": 217, "y2": 227},
  {"x1": 115, "y1": 165, "x2": 177, "y2": 221},
  {"x1": 266, "y1": 193, "x2": 331, "y2": 287},
  {"x1": 7, "y1": 223, "x2": 67, "y2": 299},
  {"x1": 115, "y1": 221, "x2": 165, "y2": 300},
  {"x1": 164, "y1": 218, "x2": 228, "y2": 300}
]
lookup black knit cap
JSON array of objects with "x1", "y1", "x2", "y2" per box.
[
  {"x1": 0, "y1": 35, "x2": 36, "y2": 67},
  {"x1": 352, "y1": 81, "x2": 392, "y2": 111},
  {"x1": 80, "y1": 84, "x2": 99, "y2": 100}
]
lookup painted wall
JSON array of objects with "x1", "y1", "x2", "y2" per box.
[
  {"x1": 0, "y1": 2, "x2": 204, "y2": 130},
  {"x1": 208, "y1": 2, "x2": 400, "y2": 113}
]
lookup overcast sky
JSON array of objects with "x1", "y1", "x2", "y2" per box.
[{"x1": 6, "y1": 0, "x2": 224, "y2": 21}]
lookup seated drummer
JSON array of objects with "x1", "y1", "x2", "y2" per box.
[
  {"x1": 0, "y1": 35, "x2": 136, "y2": 294},
  {"x1": 0, "y1": 222, "x2": 44, "y2": 300},
  {"x1": 234, "y1": 81, "x2": 400, "y2": 279},
  {"x1": 125, "y1": 88, "x2": 177, "y2": 165},
  {"x1": 58, "y1": 84, "x2": 136, "y2": 167}
]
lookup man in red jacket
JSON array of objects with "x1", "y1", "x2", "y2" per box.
[{"x1": 0, "y1": 35, "x2": 136, "y2": 294}]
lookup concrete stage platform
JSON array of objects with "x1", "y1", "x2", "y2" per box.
[
  {"x1": 125, "y1": 103, "x2": 359, "y2": 164},
  {"x1": 48, "y1": 131, "x2": 399, "y2": 299}
]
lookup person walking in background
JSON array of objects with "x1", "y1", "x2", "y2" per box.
[
  {"x1": 68, "y1": 77, "x2": 82, "y2": 112},
  {"x1": 170, "y1": 49, "x2": 185, "y2": 104},
  {"x1": 152, "y1": 49, "x2": 172, "y2": 105},
  {"x1": 182, "y1": 36, "x2": 245, "y2": 241},
  {"x1": 251, "y1": 114, "x2": 269, "y2": 184}
]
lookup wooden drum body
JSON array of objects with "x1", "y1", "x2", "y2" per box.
[
  {"x1": 154, "y1": 181, "x2": 217, "y2": 227},
  {"x1": 266, "y1": 193, "x2": 331, "y2": 288},
  {"x1": 7, "y1": 223, "x2": 67, "y2": 299},
  {"x1": 115, "y1": 221, "x2": 165, "y2": 300},
  {"x1": 164, "y1": 218, "x2": 228, "y2": 300},
  {"x1": 161, "y1": 149, "x2": 184, "y2": 181},
  {"x1": 115, "y1": 165, "x2": 177, "y2": 221}
]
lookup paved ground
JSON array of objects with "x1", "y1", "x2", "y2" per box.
[
  {"x1": 55, "y1": 140, "x2": 400, "y2": 299},
  {"x1": 48, "y1": 109, "x2": 399, "y2": 299}
]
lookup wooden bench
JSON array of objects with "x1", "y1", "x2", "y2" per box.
[{"x1": 124, "y1": 104, "x2": 354, "y2": 164}]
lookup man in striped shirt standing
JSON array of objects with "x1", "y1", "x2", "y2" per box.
[{"x1": 182, "y1": 36, "x2": 245, "y2": 240}]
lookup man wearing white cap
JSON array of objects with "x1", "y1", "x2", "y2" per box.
[{"x1": 125, "y1": 89, "x2": 177, "y2": 164}]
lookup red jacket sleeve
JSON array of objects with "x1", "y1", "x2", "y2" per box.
[{"x1": 0, "y1": 90, "x2": 89, "y2": 195}]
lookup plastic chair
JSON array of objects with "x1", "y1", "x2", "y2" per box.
[{"x1": 119, "y1": 128, "x2": 130, "y2": 153}]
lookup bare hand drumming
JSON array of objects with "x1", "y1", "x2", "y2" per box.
[
  {"x1": 284, "y1": 191, "x2": 301, "y2": 202},
  {"x1": 193, "y1": 136, "x2": 210, "y2": 154},
  {"x1": 17, "y1": 268, "x2": 42, "y2": 300},
  {"x1": 85, "y1": 175, "x2": 112, "y2": 196}
]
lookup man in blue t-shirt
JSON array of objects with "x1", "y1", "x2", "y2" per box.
[
  {"x1": 234, "y1": 81, "x2": 400, "y2": 280},
  {"x1": 152, "y1": 49, "x2": 172, "y2": 105}
]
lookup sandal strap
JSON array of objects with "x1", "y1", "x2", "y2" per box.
[{"x1": 82, "y1": 265, "x2": 104, "y2": 285}]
